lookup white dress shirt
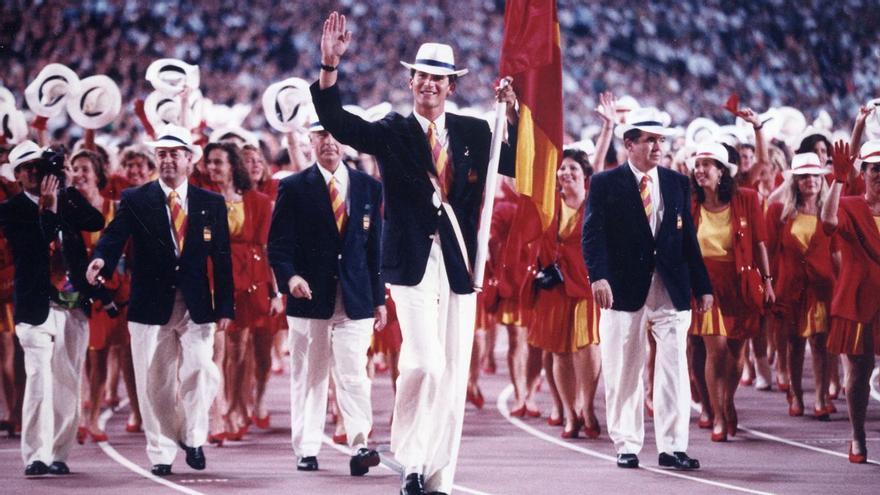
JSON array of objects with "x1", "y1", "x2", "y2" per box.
[
  {"x1": 628, "y1": 162, "x2": 664, "y2": 236},
  {"x1": 317, "y1": 161, "x2": 350, "y2": 214}
]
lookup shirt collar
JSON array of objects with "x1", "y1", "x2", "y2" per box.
[
  {"x1": 413, "y1": 110, "x2": 446, "y2": 136},
  {"x1": 24, "y1": 191, "x2": 40, "y2": 205},
  {"x1": 316, "y1": 161, "x2": 349, "y2": 185},
  {"x1": 628, "y1": 161, "x2": 659, "y2": 185},
  {"x1": 158, "y1": 179, "x2": 188, "y2": 203}
]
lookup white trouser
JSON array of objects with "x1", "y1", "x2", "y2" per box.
[
  {"x1": 287, "y1": 287, "x2": 374, "y2": 458},
  {"x1": 128, "y1": 292, "x2": 219, "y2": 465},
  {"x1": 15, "y1": 304, "x2": 89, "y2": 466},
  {"x1": 390, "y1": 238, "x2": 476, "y2": 494},
  {"x1": 599, "y1": 274, "x2": 692, "y2": 455}
]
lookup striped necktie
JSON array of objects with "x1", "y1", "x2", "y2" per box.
[
  {"x1": 167, "y1": 190, "x2": 187, "y2": 255},
  {"x1": 639, "y1": 175, "x2": 653, "y2": 219},
  {"x1": 427, "y1": 121, "x2": 450, "y2": 196},
  {"x1": 328, "y1": 176, "x2": 346, "y2": 234}
]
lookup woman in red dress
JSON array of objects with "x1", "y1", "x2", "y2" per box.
[
  {"x1": 766, "y1": 153, "x2": 834, "y2": 419},
  {"x1": 528, "y1": 149, "x2": 602, "y2": 439},
  {"x1": 687, "y1": 141, "x2": 775, "y2": 442},
  {"x1": 204, "y1": 142, "x2": 282, "y2": 440},
  {"x1": 821, "y1": 140, "x2": 880, "y2": 463}
]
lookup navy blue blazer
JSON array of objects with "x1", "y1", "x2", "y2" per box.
[
  {"x1": 268, "y1": 164, "x2": 383, "y2": 320},
  {"x1": 91, "y1": 180, "x2": 234, "y2": 325},
  {"x1": 0, "y1": 189, "x2": 104, "y2": 325},
  {"x1": 311, "y1": 82, "x2": 516, "y2": 294},
  {"x1": 582, "y1": 164, "x2": 712, "y2": 312}
]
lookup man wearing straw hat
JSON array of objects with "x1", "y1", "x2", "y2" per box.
[
  {"x1": 311, "y1": 11, "x2": 519, "y2": 495},
  {"x1": 85, "y1": 124, "x2": 234, "y2": 477},
  {"x1": 1, "y1": 140, "x2": 104, "y2": 476}
]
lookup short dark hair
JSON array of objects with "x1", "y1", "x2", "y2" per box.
[
  {"x1": 622, "y1": 128, "x2": 643, "y2": 143},
  {"x1": 796, "y1": 134, "x2": 832, "y2": 157},
  {"x1": 70, "y1": 149, "x2": 108, "y2": 190},
  {"x1": 410, "y1": 69, "x2": 458, "y2": 85},
  {"x1": 562, "y1": 148, "x2": 593, "y2": 178},
  {"x1": 204, "y1": 142, "x2": 252, "y2": 192},
  {"x1": 692, "y1": 160, "x2": 737, "y2": 204}
]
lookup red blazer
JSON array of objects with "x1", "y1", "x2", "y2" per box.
[
  {"x1": 765, "y1": 202, "x2": 833, "y2": 305},
  {"x1": 827, "y1": 197, "x2": 880, "y2": 322},
  {"x1": 692, "y1": 187, "x2": 767, "y2": 275},
  {"x1": 256, "y1": 178, "x2": 279, "y2": 202},
  {"x1": 230, "y1": 190, "x2": 274, "y2": 294},
  {"x1": 537, "y1": 199, "x2": 590, "y2": 299}
]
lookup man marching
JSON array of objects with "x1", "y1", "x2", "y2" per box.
[{"x1": 311, "y1": 11, "x2": 519, "y2": 495}]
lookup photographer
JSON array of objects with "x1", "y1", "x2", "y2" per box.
[
  {"x1": 528, "y1": 149, "x2": 602, "y2": 440},
  {"x1": 0, "y1": 140, "x2": 104, "y2": 477}
]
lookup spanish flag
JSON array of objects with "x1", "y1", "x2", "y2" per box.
[{"x1": 499, "y1": 0, "x2": 564, "y2": 228}]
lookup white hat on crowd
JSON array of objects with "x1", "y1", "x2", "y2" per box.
[
  {"x1": 566, "y1": 139, "x2": 597, "y2": 162},
  {"x1": 785, "y1": 152, "x2": 828, "y2": 178},
  {"x1": 685, "y1": 117, "x2": 720, "y2": 147},
  {"x1": 145, "y1": 58, "x2": 200, "y2": 95},
  {"x1": 25, "y1": 63, "x2": 81, "y2": 118},
  {"x1": 209, "y1": 125, "x2": 259, "y2": 148},
  {"x1": 67, "y1": 75, "x2": 122, "y2": 129},
  {"x1": 144, "y1": 89, "x2": 204, "y2": 130},
  {"x1": 686, "y1": 141, "x2": 738, "y2": 177},
  {"x1": 9, "y1": 140, "x2": 43, "y2": 170},
  {"x1": 0, "y1": 102, "x2": 30, "y2": 145},
  {"x1": 262, "y1": 77, "x2": 312, "y2": 133},
  {"x1": 714, "y1": 124, "x2": 751, "y2": 147},
  {"x1": 857, "y1": 139, "x2": 880, "y2": 168},
  {"x1": 794, "y1": 125, "x2": 832, "y2": 153},
  {"x1": 615, "y1": 106, "x2": 674, "y2": 139},
  {"x1": 147, "y1": 123, "x2": 202, "y2": 162},
  {"x1": 0, "y1": 86, "x2": 16, "y2": 108},
  {"x1": 400, "y1": 43, "x2": 469, "y2": 77}
]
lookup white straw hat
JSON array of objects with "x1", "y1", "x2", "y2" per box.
[
  {"x1": 0, "y1": 102, "x2": 29, "y2": 145},
  {"x1": 145, "y1": 58, "x2": 200, "y2": 95},
  {"x1": 146, "y1": 124, "x2": 202, "y2": 162},
  {"x1": 9, "y1": 140, "x2": 43, "y2": 170},
  {"x1": 25, "y1": 63, "x2": 81, "y2": 118},
  {"x1": 400, "y1": 43, "x2": 468, "y2": 77},
  {"x1": 67, "y1": 75, "x2": 122, "y2": 129},
  {"x1": 686, "y1": 141, "x2": 738, "y2": 177},
  {"x1": 616, "y1": 107, "x2": 675, "y2": 139},
  {"x1": 262, "y1": 77, "x2": 312, "y2": 132}
]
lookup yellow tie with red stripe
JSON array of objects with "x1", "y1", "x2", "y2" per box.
[
  {"x1": 428, "y1": 121, "x2": 450, "y2": 197},
  {"x1": 168, "y1": 190, "x2": 187, "y2": 255},
  {"x1": 328, "y1": 176, "x2": 346, "y2": 234},
  {"x1": 639, "y1": 175, "x2": 653, "y2": 219}
]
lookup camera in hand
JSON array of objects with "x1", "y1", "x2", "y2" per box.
[
  {"x1": 34, "y1": 148, "x2": 67, "y2": 187},
  {"x1": 534, "y1": 263, "x2": 564, "y2": 290}
]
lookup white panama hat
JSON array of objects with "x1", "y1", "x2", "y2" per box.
[
  {"x1": 686, "y1": 141, "x2": 738, "y2": 177},
  {"x1": 685, "y1": 117, "x2": 720, "y2": 147},
  {"x1": 144, "y1": 89, "x2": 204, "y2": 131},
  {"x1": 262, "y1": 77, "x2": 312, "y2": 132},
  {"x1": 145, "y1": 58, "x2": 200, "y2": 95},
  {"x1": 785, "y1": 152, "x2": 828, "y2": 178},
  {"x1": 615, "y1": 106, "x2": 675, "y2": 139},
  {"x1": 856, "y1": 139, "x2": 880, "y2": 170},
  {"x1": 9, "y1": 140, "x2": 43, "y2": 170},
  {"x1": 0, "y1": 102, "x2": 30, "y2": 145},
  {"x1": 0, "y1": 86, "x2": 16, "y2": 108},
  {"x1": 67, "y1": 75, "x2": 122, "y2": 129},
  {"x1": 146, "y1": 123, "x2": 202, "y2": 163},
  {"x1": 400, "y1": 43, "x2": 469, "y2": 77},
  {"x1": 25, "y1": 63, "x2": 81, "y2": 118}
]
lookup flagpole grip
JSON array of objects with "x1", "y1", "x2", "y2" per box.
[{"x1": 473, "y1": 82, "x2": 510, "y2": 291}]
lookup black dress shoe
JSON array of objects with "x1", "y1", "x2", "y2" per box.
[
  {"x1": 349, "y1": 447, "x2": 380, "y2": 476},
  {"x1": 297, "y1": 456, "x2": 319, "y2": 471},
  {"x1": 25, "y1": 460, "x2": 50, "y2": 476},
  {"x1": 616, "y1": 453, "x2": 639, "y2": 469},
  {"x1": 151, "y1": 464, "x2": 172, "y2": 476},
  {"x1": 178, "y1": 441, "x2": 206, "y2": 470},
  {"x1": 48, "y1": 461, "x2": 70, "y2": 475},
  {"x1": 400, "y1": 472, "x2": 425, "y2": 495},
  {"x1": 659, "y1": 451, "x2": 700, "y2": 470}
]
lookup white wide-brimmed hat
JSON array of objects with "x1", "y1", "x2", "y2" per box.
[
  {"x1": 794, "y1": 125, "x2": 832, "y2": 153},
  {"x1": 144, "y1": 89, "x2": 204, "y2": 131},
  {"x1": 785, "y1": 152, "x2": 828, "y2": 178},
  {"x1": 25, "y1": 63, "x2": 81, "y2": 118},
  {"x1": 145, "y1": 58, "x2": 200, "y2": 95},
  {"x1": 147, "y1": 124, "x2": 202, "y2": 162},
  {"x1": 856, "y1": 139, "x2": 880, "y2": 169},
  {"x1": 714, "y1": 124, "x2": 752, "y2": 148},
  {"x1": 0, "y1": 102, "x2": 29, "y2": 145},
  {"x1": 262, "y1": 77, "x2": 312, "y2": 132},
  {"x1": 67, "y1": 75, "x2": 122, "y2": 129},
  {"x1": 615, "y1": 106, "x2": 674, "y2": 139},
  {"x1": 9, "y1": 140, "x2": 43, "y2": 170},
  {"x1": 0, "y1": 86, "x2": 16, "y2": 108},
  {"x1": 685, "y1": 117, "x2": 720, "y2": 147},
  {"x1": 686, "y1": 141, "x2": 738, "y2": 177},
  {"x1": 400, "y1": 43, "x2": 469, "y2": 77}
]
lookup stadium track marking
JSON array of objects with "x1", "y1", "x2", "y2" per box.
[
  {"x1": 687, "y1": 402, "x2": 880, "y2": 466},
  {"x1": 497, "y1": 385, "x2": 774, "y2": 495},
  {"x1": 98, "y1": 399, "x2": 206, "y2": 494},
  {"x1": 321, "y1": 434, "x2": 494, "y2": 495},
  {"x1": 870, "y1": 366, "x2": 880, "y2": 404}
]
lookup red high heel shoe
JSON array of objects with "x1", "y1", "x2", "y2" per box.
[
  {"x1": 88, "y1": 429, "x2": 108, "y2": 442},
  {"x1": 787, "y1": 391, "x2": 804, "y2": 417},
  {"x1": 525, "y1": 407, "x2": 541, "y2": 418},
  {"x1": 76, "y1": 427, "x2": 87, "y2": 445},
  {"x1": 509, "y1": 405, "x2": 526, "y2": 418},
  {"x1": 253, "y1": 414, "x2": 271, "y2": 429},
  {"x1": 697, "y1": 416, "x2": 713, "y2": 429},
  {"x1": 582, "y1": 417, "x2": 601, "y2": 439},
  {"x1": 332, "y1": 432, "x2": 347, "y2": 445},
  {"x1": 125, "y1": 422, "x2": 142, "y2": 433},
  {"x1": 208, "y1": 432, "x2": 226, "y2": 447},
  {"x1": 547, "y1": 415, "x2": 563, "y2": 427},
  {"x1": 466, "y1": 387, "x2": 485, "y2": 410},
  {"x1": 561, "y1": 420, "x2": 581, "y2": 439},
  {"x1": 710, "y1": 429, "x2": 728, "y2": 442},
  {"x1": 776, "y1": 379, "x2": 790, "y2": 392},
  {"x1": 848, "y1": 442, "x2": 867, "y2": 464},
  {"x1": 726, "y1": 418, "x2": 738, "y2": 437},
  {"x1": 825, "y1": 402, "x2": 837, "y2": 414}
]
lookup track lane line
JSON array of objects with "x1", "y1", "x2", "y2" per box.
[
  {"x1": 97, "y1": 399, "x2": 206, "y2": 495},
  {"x1": 497, "y1": 385, "x2": 775, "y2": 495}
]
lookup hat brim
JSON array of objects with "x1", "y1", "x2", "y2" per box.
[
  {"x1": 686, "y1": 155, "x2": 738, "y2": 177},
  {"x1": 146, "y1": 59, "x2": 200, "y2": 96},
  {"x1": 618, "y1": 124, "x2": 677, "y2": 138},
  {"x1": 24, "y1": 63, "x2": 81, "y2": 118},
  {"x1": 145, "y1": 138, "x2": 202, "y2": 163},
  {"x1": 67, "y1": 76, "x2": 122, "y2": 129},
  {"x1": 400, "y1": 61, "x2": 468, "y2": 77},
  {"x1": 785, "y1": 165, "x2": 830, "y2": 178},
  {"x1": 262, "y1": 78, "x2": 312, "y2": 133}
]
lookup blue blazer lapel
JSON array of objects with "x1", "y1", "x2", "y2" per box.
[
  {"x1": 146, "y1": 181, "x2": 176, "y2": 254},
  {"x1": 656, "y1": 167, "x2": 679, "y2": 238},
  {"x1": 344, "y1": 171, "x2": 365, "y2": 241}
]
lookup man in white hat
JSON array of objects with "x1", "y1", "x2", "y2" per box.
[
  {"x1": 85, "y1": 124, "x2": 234, "y2": 476},
  {"x1": 311, "y1": 11, "x2": 518, "y2": 495},
  {"x1": 583, "y1": 111, "x2": 713, "y2": 471},
  {"x1": 268, "y1": 119, "x2": 385, "y2": 476},
  {"x1": 1, "y1": 140, "x2": 104, "y2": 476}
]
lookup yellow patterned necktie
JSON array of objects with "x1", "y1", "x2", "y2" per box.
[
  {"x1": 168, "y1": 190, "x2": 187, "y2": 254},
  {"x1": 328, "y1": 176, "x2": 346, "y2": 234},
  {"x1": 428, "y1": 121, "x2": 450, "y2": 196}
]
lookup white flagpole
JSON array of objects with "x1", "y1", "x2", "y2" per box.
[{"x1": 473, "y1": 80, "x2": 510, "y2": 291}]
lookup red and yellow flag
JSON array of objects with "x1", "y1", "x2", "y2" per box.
[{"x1": 499, "y1": 0, "x2": 564, "y2": 228}]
